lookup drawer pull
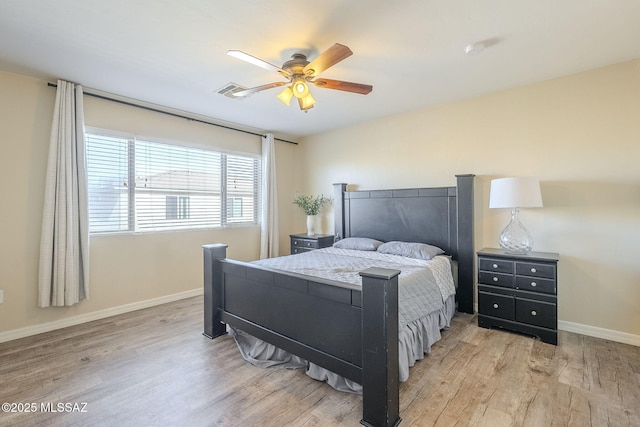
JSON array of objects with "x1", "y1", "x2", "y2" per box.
[
  {"x1": 492, "y1": 263, "x2": 498, "y2": 269},
  {"x1": 492, "y1": 276, "x2": 499, "y2": 282},
  {"x1": 493, "y1": 303, "x2": 499, "y2": 309},
  {"x1": 531, "y1": 267, "x2": 537, "y2": 273},
  {"x1": 306, "y1": 242, "x2": 312, "y2": 247},
  {"x1": 531, "y1": 282, "x2": 537, "y2": 287},
  {"x1": 294, "y1": 241, "x2": 298, "y2": 245},
  {"x1": 531, "y1": 310, "x2": 537, "y2": 316}
]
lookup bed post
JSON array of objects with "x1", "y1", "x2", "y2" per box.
[
  {"x1": 202, "y1": 243, "x2": 228, "y2": 339},
  {"x1": 455, "y1": 174, "x2": 475, "y2": 314},
  {"x1": 359, "y1": 267, "x2": 402, "y2": 427},
  {"x1": 333, "y1": 183, "x2": 347, "y2": 240}
]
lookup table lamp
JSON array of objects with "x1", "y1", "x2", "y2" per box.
[{"x1": 489, "y1": 177, "x2": 543, "y2": 254}]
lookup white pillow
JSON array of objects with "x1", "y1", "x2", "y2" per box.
[
  {"x1": 333, "y1": 237, "x2": 384, "y2": 251},
  {"x1": 377, "y1": 241, "x2": 444, "y2": 260}
]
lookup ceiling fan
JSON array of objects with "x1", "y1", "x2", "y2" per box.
[{"x1": 227, "y1": 43, "x2": 373, "y2": 112}]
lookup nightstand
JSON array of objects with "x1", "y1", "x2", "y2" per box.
[
  {"x1": 477, "y1": 248, "x2": 559, "y2": 345},
  {"x1": 290, "y1": 233, "x2": 334, "y2": 254}
]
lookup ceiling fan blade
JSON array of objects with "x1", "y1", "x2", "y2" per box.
[
  {"x1": 232, "y1": 82, "x2": 288, "y2": 98},
  {"x1": 303, "y1": 43, "x2": 353, "y2": 77},
  {"x1": 227, "y1": 50, "x2": 291, "y2": 78},
  {"x1": 312, "y1": 78, "x2": 373, "y2": 95}
]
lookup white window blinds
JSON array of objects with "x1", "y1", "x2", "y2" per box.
[
  {"x1": 226, "y1": 154, "x2": 261, "y2": 224},
  {"x1": 85, "y1": 131, "x2": 261, "y2": 234},
  {"x1": 86, "y1": 133, "x2": 130, "y2": 233}
]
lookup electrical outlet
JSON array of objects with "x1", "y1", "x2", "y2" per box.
[{"x1": 0, "y1": 290, "x2": 3, "y2": 304}]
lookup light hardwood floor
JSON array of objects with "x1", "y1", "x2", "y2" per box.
[{"x1": 1, "y1": 296, "x2": 638, "y2": 427}]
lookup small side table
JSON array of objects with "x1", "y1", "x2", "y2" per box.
[
  {"x1": 477, "y1": 248, "x2": 559, "y2": 345},
  {"x1": 290, "y1": 233, "x2": 334, "y2": 254}
]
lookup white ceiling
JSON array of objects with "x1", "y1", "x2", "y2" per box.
[{"x1": 1, "y1": 0, "x2": 639, "y2": 139}]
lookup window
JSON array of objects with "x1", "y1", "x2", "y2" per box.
[{"x1": 85, "y1": 130, "x2": 261, "y2": 234}]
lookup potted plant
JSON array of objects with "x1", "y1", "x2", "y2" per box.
[{"x1": 293, "y1": 193, "x2": 330, "y2": 235}]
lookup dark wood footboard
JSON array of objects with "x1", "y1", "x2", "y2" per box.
[{"x1": 203, "y1": 244, "x2": 402, "y2": 427}]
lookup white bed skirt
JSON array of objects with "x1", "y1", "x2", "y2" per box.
[{"x1": 230, "y1": 294, "x2": 456, "y2": 394}]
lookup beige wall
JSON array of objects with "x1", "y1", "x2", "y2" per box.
[
  {"x1": 2, "y1": 59, "x2": 638, "y2": 343},
  {"x1": 300, "y1": 59, "x2": 640, "y2": 339},
  {"x1": 0, "y1": 70, "x2": 297, "y2": 336}
]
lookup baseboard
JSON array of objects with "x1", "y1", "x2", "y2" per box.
[
  {"x1": 558, "y1": 320, "x2": 640, "y2": 347},
  {"x1": 0, "y1": 288, "x2": 203, "y2": 344}
]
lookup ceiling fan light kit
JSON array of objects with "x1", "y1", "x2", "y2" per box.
[
  {"x1": 277, "y1": 86, "x2": 294, "y2": 105},
  {"x1": 298, "y1": 92, "x2": 316, "y2": 111},
  {"x1": 292, "y1": 77, "x2": 309, "y2": 98},
  {"x1": 228, "y1": 43, "x2": 372, "y2": 112}
]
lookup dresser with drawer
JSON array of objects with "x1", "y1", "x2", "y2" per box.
[
  {"x1": 290, "y1": 233, "x2": 334, "y2": 254},
  {"x1": 477, "y1": 248, "x2": 559, "y2": 345}
]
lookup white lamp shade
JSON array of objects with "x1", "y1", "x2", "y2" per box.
[{"x1": 489, "y1": 177, "x2": 543, "y2": 208}]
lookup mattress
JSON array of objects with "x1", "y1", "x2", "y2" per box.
[
  {"x1": 254, "y1": 247, "x2": 455, "y2": 328},
  {"x1": 231, "y1": 247, "x2": 457, "y2": 392}
]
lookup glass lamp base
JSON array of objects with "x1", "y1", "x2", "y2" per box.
[{"x1": 499, "y1": 208, "x2": 534, "y2": 254}]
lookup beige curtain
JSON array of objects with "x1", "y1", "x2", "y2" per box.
[
  {"x1": 38, "y1": 80, "x2": 90, "y2": 307},
  {"x1": 260, "y1": 133, "x2": 279, "y2": 259}
]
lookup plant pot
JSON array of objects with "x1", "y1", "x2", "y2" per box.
[{"x1": 306, "y1": 215, "x2": 316, "y2": 236}]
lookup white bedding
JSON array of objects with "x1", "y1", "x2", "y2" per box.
[
  {"x1": 254, "y1": 247, "x2": 455, "y2": 329},
  {"x1": 231, "y1": 247, "x2": 457, "y2": 393}
]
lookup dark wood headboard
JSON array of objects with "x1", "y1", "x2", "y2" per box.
[{"x1": 333, "y1": 174, "x2": 475, "y2": 313}]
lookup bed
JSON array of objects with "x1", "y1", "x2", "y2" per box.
[{"x1": 203, "y1": 174, "x2": 475, "y2": 427}]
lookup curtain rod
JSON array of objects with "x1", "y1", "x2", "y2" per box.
[{"x1": 47, "y1": 82, "x2": 298, "y2": 145}]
